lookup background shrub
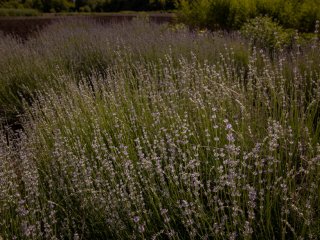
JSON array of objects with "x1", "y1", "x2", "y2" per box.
[
  {"x1": 177, "y1": 0, "x2": 320, "y2": 32},
  {"x1": 240, "y1": 16, "x2": 294, "y2": 51}
]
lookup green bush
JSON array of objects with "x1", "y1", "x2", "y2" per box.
[
  {"x1": 240, "y1": 16, "x2": 294, "y2": 51},
  {"x1": 227, "y1": 0, "x2": 257, "y2": 29},
  {"x1": 207, "y1": 0, "x2": 231, "y2": 29},
  {"x1": 297, "y1": 0, "x2": 320, "y2": 32},
  {"x1": 79, "y1": 5, "x2": 91, "y2": 12},
  {"x1": 177, "y1": 0, "x2": 211, "y2": 28}
]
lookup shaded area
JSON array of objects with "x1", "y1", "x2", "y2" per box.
[{"x1": 0, "y1": 13, "x2": 176, "y2": 38}]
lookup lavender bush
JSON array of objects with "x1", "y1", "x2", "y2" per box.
[
  {"x1": 0, "y1": 19, "x2": 248, "y2": 122},
  {"x1": 0, "y1": 19, "x2": 319, "y2": 239}
]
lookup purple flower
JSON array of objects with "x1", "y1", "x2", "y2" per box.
[{"x1": 133, "y1": 216, "x2": 140, "y2": 223}]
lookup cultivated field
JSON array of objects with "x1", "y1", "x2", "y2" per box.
[{"x1": 0, "y1": 19, "x2": 319, "y2": 239}]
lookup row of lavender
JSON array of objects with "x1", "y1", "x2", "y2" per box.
[{"x1": 0, "y1": 19, "x2": 319, "y2": 239}]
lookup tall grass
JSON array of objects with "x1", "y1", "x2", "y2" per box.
[{"x1": 0, "y1": 19, "x2": 320, "y2": 239}]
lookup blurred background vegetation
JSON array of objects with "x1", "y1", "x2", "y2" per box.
[
  {"x1": 0, "y1": 0, "x2": 177, "y2": 13},
  {"x1": 178, "y1": 0, "x2": 320, "y2": 32},
  {"x1": 0, "y1": 0, "x2": 319, "y2": 32}
]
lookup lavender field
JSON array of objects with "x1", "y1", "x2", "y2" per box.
[{"x1": 0, "y1": 19, "x2": 320, "y2": 239}]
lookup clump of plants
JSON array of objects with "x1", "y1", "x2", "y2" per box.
[
  {"x1": 177, "y1": 0, "x2": 320, "y2": 32},
  {"x1": 240, "y1": 16, "x2": 294, "y2": 51},
  {"x1": 0, "y1": 19, "x2": 320, "y2": 239}
]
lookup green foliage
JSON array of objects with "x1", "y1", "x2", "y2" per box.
[
  {"x1": 0, "y1": 0, "x2": 74, "y2": 12},
  {"x1": 298, "y1": 0, "x2": 320, "y2": 32},
  {"x1": 240, "y1": 16, "x2": 294, "y2": 51},
  {"x1": 0, "y1": 7, "x2": 39, "y2": 15},
  {"x1": 178, "y1": 0, "x2": 211, "y2": 28},
  {"x1": 0, "y1": 0, "x2": 177, "y2": 13},
  {"x1": 41, "y1": 0, "x2": 74, "y2": 12},
  {"x1": 76, "y1": 0, "x2": 177, "y2": 12},
  {"x1": 177, "y1": 0, "x2": 320, "y2": 32},
  {"x1": 178, "y1": 0, "x2": 260, "y2": 30},
  {"x1": 0, "y1": 0, "x2": 24, "y2": 8},
  {"x1": 79, "y1": 5, "x2": 91, "y2": 12},
  {"x1": 218, "y1": 0, "x2": 256, "y2": 29}
]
